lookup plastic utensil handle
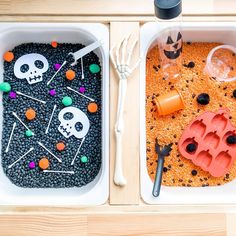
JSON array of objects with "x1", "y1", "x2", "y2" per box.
[
  {"x1": 69, "y1": 40, "x2": 103, "y2": 66},
  {"x1": 114, "y1": 79, "x2": 127, "y2": 186},
  {"x1": 152, "y1": 156, "x2": 165, "y2": 197}
]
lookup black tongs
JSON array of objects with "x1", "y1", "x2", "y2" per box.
[{"x1": 152, "y1": 139, "x2": 173, "y2": 197}]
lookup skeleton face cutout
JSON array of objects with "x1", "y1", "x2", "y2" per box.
[
  {"x1": 164, "y1": 32, "x2": 183, "y2": 60},
  {"x1": 14, "y1": 53, "x2": 49, "y2": 84},
  {"x1": 58, "y1": 107, "x2": 90, "y2": 139}
]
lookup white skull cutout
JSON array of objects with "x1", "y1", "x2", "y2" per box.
[
  {"x1": 14, "y1": 53, "x2": 49, "y2": 84},
  {"x1": 58, "y1": 107, "x2": 90, "y2": 139}
]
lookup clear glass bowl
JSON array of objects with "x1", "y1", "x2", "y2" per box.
[{"x1": 205, "y1": 45, "x2": 236, "y2": 82}]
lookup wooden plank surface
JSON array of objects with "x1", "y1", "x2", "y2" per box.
[
  {"x1": 0, "y1": 15, "x2": 236, "y2": 23},
  {"x1": 109, "y1": 22, "x2": 140, "y2": 205},
  {"x1": 88, "y1": 213, "x2": 226, "y2": 236},
  {"x1": 0, "y1": 0, "x2": 235, "y2": 235},
  {"x1": 226, "y1": 213, "x2": 236, "y2": 236},
  {"x1": 0, "y1": 204, "x2": 235, "y2": 235},
  {"x1": 0, "y1": 213, "x2": 227, "y2": 236},
  {"x1": 0, "y1": 214, "x2": 87, "y2": 236},
  {"x1": 1, "y1": 204, "x2": 236, "y2": 214},
  {"x1": 0, "y1": 0, "x2": 235, "y2": 16}
]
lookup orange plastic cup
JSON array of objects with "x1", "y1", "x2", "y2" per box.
[{"x1": 154, "y1": 89, "x2": 185, "y2": 116}]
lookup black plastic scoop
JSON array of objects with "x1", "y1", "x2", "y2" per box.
[{"x1": 152, "y1": 139, "x2": 173, "y2": 197}]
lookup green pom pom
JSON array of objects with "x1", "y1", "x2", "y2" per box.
[
  {"x1": 62, "y1": 96, "x2": 73, "y2": 106},
  {"x1": 25, "y1": 129, "x2": 33, "y2": 137},
  {"x1": 89, "y1": 64, "x2": 100, "y2": 74},
  {"x1": 80, "y1": 155, "x2": 88, "y2": 163},
  {"x1": 0, "y1": 82, "x2": 11, "y2": 92}
]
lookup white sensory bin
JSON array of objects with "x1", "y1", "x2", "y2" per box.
[
  {"x1": 140, "y1": 22, "x2": 236, "y2": 204},
  {"x1": 0, "y1": 23, "x2": 109, "y2": 206}
]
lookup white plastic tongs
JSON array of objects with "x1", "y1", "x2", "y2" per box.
[
  {"x1": 68, "y1": 40, "x2": 103, "y2": 66},
  {"x1": 47, "y1": 39, "x2": 103, "y2": 85}
]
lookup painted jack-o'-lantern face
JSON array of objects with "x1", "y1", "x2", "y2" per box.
[{"x1": 164, "y1": 32, "x2": 183, "y2": 60}]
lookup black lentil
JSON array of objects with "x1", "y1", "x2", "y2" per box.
[
  {"x1": 2, "y1": 43, "x2": 102, "y2": 188},
  {"x1": 227, "y1": 135, "x2": 236, "y2": 144},
  {"x1": 186, "y1": 143, "x2": 197, "y2": 153},
  {"x1": 163, "y1": 167, "x2": 168, "y2": 172},
  {"x1": 233, "y1": 89, "x2": 236, "y2": 98},
  {"x1": 184, "y1": 61, "x2": 195, "y2": 68},
  {"x1": 197, "y1": 93, "x2": 210, "y2": 105}
]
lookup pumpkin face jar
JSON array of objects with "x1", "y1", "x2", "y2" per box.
[
  {"x1": 154, "y1": 0, "x2": 183, "y2": 80},
  {"x1": 163, "y1": 32, "x2": 183, "y2": 60},
  {"x1": 157, "y1": 29, "x2": 183, "y2": 80}
]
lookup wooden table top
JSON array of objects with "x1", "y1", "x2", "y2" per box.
[{"x1": 0, "y1": 0, "x2": 236, "y2": 235}]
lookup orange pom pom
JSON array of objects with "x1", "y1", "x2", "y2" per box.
[
  {"x1": 39, "y1": 157, "x2": 49, "y2": 170},
  {"x1": 51, "y1": 41, "x2": 58, "y2": 48},
  {"x1": 56, "y1": 142, "x2": 66, "y2": 151},
  {"x1": 88, "y1": 102, "x2": 98, "y2": 113},
  {"x1": 3, "y1": 51, "x2": 14, "y2": 62},
  {"x1": 66, "y1": 69, "x2": 76, "y2": 81},
  {"x1": 25, "y1": 108, "x2": 36, "y2": 121}
]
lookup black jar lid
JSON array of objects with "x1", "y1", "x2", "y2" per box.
[{"x1": 154, "y1": 0, "x2": 182, "y2": 20}]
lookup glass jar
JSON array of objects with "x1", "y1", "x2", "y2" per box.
[{"x1": 154, "y1": 0, "x2": 183, "y2": 80}]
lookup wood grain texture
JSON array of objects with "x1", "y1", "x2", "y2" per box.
[
  {"x1": 226, "y1": 213, "x2": 236, "y2": 236},
  {"x1": 0, "y1": 214, "x2": 87, "y2": 236},
  {"x1": 0, "y1": 0, "x2": 235, "y2": 16},
  {"x1": 88, "y1": 213, "x2": 226, "y2": 236},
  {"x1": 0, "y1": 213, "x2": 227, "y2": 236},
  {"x1": 0, "y1": 204, "x2": 234, "y2": 235},
  {"x1": 0, "y1": 15, "x2": 236, "y2": 23},
  {"x1": 1, "y1": 204, "x2": 236, "y2": 214},
  {"x1": 0, "y1": 0, "x2": 235, "y2": 235},
  {"x1": 109, "y1": 22, "x2": 140, "y2": 205}
]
